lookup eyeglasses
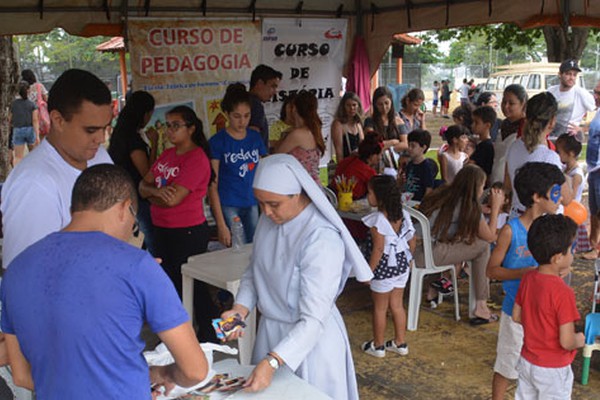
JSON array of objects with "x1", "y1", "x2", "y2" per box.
[
  {"x1": 594, "y1": 90, "x2": 600, "y2": 96},
  {"x1": 165, "y1": 121, "x2": 190, "y2": 130},
  {"x1": 128, "y1": 204, "x2": 139, "y2": 233}
]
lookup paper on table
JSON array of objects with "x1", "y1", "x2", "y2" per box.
[{"x1": 145, "y1": 342, "x2": 238, "y2": 399}]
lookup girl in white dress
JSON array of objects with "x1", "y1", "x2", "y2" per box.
[
  {"x1": 361, "y1": 175, "x2": 416, "y2": 358},
  {"x1": 439, "y1": 124, "x2": 469, "y2": 184}
]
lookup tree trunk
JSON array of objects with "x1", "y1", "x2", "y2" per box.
[
  {"x1": 543, "y1": 26, "x2": 589, "y2": 62},
  {"x1": 0, "y1": 36, "x2": 19, "y2": 181}
]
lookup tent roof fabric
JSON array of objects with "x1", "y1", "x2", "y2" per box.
[{"x1": 2, "y1": 0, "x2": 600, "y2": 74}]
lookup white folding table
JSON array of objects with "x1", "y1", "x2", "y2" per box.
[{"x1": 181, "y1": 244, "x2": 256, "y2": 365}]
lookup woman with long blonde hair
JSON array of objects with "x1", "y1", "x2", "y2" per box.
[{"x1": 418, "y1": 165, "x2": 505, "y2": 324}]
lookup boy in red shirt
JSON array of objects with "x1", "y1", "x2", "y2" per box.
[{"x1": 513, "y1": 214, "x2": 584, "y2": 399}]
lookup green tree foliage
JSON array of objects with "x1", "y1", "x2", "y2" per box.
[
  {"x1": 14, "y1": 29, "x2": 120, "y2": 85},
  {"x1": 403, "y1": 36, "x2": 444, "y2": 64},
  {"x1": 443, "y1": 29, "x2": 544, "y2": 66},
  {"x1": 433, "y1": 23, "x2": 599, "y2": 64}
]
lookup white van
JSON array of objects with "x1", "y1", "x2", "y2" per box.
[{"x1": 484, "y1": 62, "x2": 586, "y2": 100}]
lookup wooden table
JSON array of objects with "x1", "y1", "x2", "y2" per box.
[{"x1": 181, "y1": 244, "x2": 256, "y2": 365}]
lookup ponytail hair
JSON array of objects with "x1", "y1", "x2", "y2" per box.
[
  {"x1": 522, "y1": 92, "x2": 557, "y2": 153},
  {"x1": 166, "y1": 105, "x2": 215, "y2": 182},
  {"x1": 368, "y1": 175, "x2": 403, "y2": 223},
  {"x1": 221, "y1": 82, "x2": 251, "y2": 113},
  {"x1": 401, "y1": 88, "x2": 425, "y2": 110}
]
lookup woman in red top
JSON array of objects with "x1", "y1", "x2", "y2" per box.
[
  {"x1": 140, "y1": 105, "x2": 219, "y2": 342},
  {"x1": 331, "y1": 133, "x2": 382, "y2": 199}
]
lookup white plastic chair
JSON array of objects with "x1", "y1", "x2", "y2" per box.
[
  {"x1": 404, "y1": 205, "x2": 460, "y2": 331},
  {"x1": 437, "y1": 260, "x2": 477, "y2": 319},
  {"x1": 322, "y1": 186, "x2": 338, "y2": 208}
]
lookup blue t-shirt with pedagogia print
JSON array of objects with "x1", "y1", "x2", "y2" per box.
[
  {"x1": 0, "y1": 231, "x2": 189, "y2": 400},
  {"x1": 210, "y1": 128, "x2": 267, "y2": 207},
  {"x1": 501, "y1": 218, "x2": 538, "y2": 316}
]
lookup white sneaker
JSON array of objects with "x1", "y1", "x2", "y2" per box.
[
  {"x1": 385, "y1": 340, "x2": 409, "y2": 356},
  {"x1": 361, "y1": 340, "x2": 385, "y2": 358}
]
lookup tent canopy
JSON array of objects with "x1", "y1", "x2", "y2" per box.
[{"x1": 2, "y1": 1, "x2": 600, "y2": 74}]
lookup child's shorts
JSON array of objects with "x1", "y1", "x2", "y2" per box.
[
  {"x1": 516, "y1": 357, "x2": 573, "y2": 400},
  {"x1": 370, "y1": 271, "x2": 410, "y2": 293},
  {"x1": 433, "y1": 99, "x2": 439, "y2": 106},
  {"x1": 494, "y1": 311, "x2": 523, "y2": 380}
]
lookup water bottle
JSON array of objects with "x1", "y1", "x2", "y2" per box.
[{"x1": 231, "y1": 216, "x2": 246, "y2": 252}]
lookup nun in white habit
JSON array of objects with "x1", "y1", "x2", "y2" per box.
[{"x1": 222, "y1": 154, "x2": 373, "y2": 399}]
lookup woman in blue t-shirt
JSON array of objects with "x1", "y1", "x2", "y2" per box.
[{"x1": 208, "y1": 83, "x2": 267, "y2": 246}]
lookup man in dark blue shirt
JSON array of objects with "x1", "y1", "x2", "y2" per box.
[{"x1": 248, "y1": 64, "x2": 282, "y2": 150}]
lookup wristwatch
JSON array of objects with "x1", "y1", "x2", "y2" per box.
[{"x1": 266, "y1": 354, "x2": 280, "y2": 370}]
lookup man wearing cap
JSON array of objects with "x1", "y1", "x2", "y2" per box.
[{"x1": 547, "y1": 59, "x2": 595, "y2": 140}]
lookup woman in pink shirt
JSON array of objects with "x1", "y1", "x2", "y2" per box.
[{"x1": 140, "y1": 105, "x2": 219, "y2": 342}]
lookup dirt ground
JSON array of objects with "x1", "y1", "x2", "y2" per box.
[{"x1": 340, "y1": 255, "x2": 600, "y2": 400}]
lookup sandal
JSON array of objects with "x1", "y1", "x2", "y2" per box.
[
  {"x1": 582, "y1": 249, "x2": 599, "y2": 260},
  {"x1": 430, "y1": 277, "x2": 454, "y2": 294},
  {"x1": 469, "y1": 314, "x2": 499, "y2": 326}
]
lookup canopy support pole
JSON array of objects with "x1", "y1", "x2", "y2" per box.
[{"x1": 119, "y1": 50, "x2": 127, "y2": 99}]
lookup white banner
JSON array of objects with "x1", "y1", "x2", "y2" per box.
[{"x1": 261, "y1": 18, "x2": 348, "y2": 166}]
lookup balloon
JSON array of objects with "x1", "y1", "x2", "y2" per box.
[{"x1": 563, "y1": 200, "x2": 588, "y2": 226}]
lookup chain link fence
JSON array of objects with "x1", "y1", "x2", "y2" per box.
[
  {"x1": 378, "y1": 62, "x2": 488, "y2": 91},
  {"x1": 20, "y1": 61, "x2": 121, "y2": 92}
]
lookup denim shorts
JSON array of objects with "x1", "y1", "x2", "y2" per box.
[
  {"x1": 12, "y1": 126, "x2": 35, "y2": 146},
  {"x1": 588, "y1": 171, "x2": 600, "y2": 216}
]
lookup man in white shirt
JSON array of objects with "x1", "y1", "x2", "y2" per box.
[
  {"x1": 459, "y1": 79, "x2": 470, "y2": 106},
  {"x1": 547, "y1": 59, "x2": 595, "y2": 140},
  {"x1": 1, "y1": 69, "x2": 114, "y2": 269}
]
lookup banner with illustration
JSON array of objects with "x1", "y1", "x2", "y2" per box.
[
  {"x1": 261, "y1": 18, "x2": 348, "y2": 165},
  {"x1": 128, "y1": 19, "x2": 261, "y2": 136}
]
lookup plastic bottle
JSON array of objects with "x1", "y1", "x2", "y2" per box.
[{"x1": 231, "y1": 216, "x2": 246, "y2": 252}]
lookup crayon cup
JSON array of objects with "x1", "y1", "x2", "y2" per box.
[{"x1": 338, "y1": 192, "x2": 353, "y2": 212}]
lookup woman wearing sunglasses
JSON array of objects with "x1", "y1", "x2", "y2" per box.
[{"x1": 139, "y1": 105, "x2": 219, "y2": 343}]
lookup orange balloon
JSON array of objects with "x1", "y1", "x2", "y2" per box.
[{"x1": 563, "y1": 200, "x2": 588, "y2": 226}]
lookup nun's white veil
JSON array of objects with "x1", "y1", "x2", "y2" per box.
[{"x1": 253, "y1": 154, "x2": 373, "y2": 292}]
